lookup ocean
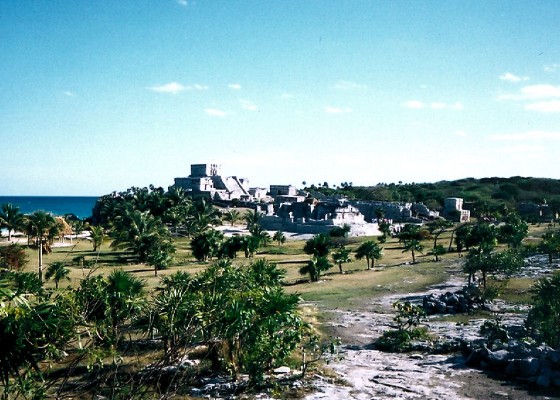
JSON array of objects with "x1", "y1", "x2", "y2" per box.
[{"x1": 0, "y1": 196, "x2": 99, "y2": 219}]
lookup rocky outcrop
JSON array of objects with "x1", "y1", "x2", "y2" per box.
[{"x1": 465, "y1": 342, "x2": 560, "y2": 389}]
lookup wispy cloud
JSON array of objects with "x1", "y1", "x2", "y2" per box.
[
  {"x1": 403, "y1": 100, "x2": 463, "y2": 110},
  {"x1": 176, "y1": 0, "x2": 188, "y2": 6},
  {"x1": 149, "y1": 82, "x2": 185, "y2": 94},
  {"x1": 187, "y1": 84, "x2": 208, "y2": 91},
  {"x1": 403, "y1": 100, "x2": 425, "y2": 109},
  {"x1": 325, "y1": 106, "x2": 352, "y2": 114},
  {"x1": 524, "y1": 100, "x2": 560, "y2": 113},
  {"x1": 455, "y1": 130, "x2": 468, "y2": 137},
  {"x1": 205, "y1": 108, "x2": 227, "y2": 118},
  {"x1": 228, "y1": 83, "x2": 242, "y2": 90},
  {"x1": 544, "y1": 64, "x2": 560, "y2": 73},
  {"x1": 333, "y1": 80, "x2": 367, "y2": 91},
  {"x1": 63, "y1": 91, "x2": 75, "y2": 97},
  {"x1": 240, "y1": 99, "x2": 257, "y2": 111},
  {"x1": 499, "y1": 84, "x2": 560, "y2": 100},
  {"x1": 488, "y1": 131, "x2": 560, "y2": 141},
  {"x1": 499, "y1": 72, "x2": 529, "y2": 82}
]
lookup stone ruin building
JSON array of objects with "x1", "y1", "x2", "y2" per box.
[
  {"x1": 173, "y1": 163, "x2": 468, "y2": 235},
  {"x1": 174, "y1": 163, "x2": 257, "y2": 201},
  {"x1": 259, "y1": 198, "x2": 381, "y2": 236},
  {"x1": 441, "y1": 197, "x2": 471, "y2": 222}
]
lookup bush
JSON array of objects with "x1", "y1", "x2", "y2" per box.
[
  {"x1": 376, "y1": 301, "x2": 429, "y2": 352},
  {"x1": 526, "y1": 274, "x2": 560, "y2": 348}
]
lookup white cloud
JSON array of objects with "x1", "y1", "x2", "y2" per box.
[
  {"x1": 205, "y1": 108, "x2": 227, "y2": 117},
  {"x1": 499, "y1": 72, "x2": 529, "y2": 82},
  {"x1": 240, "y1": 99, "x2": 257, "y2": 111},
  {"x1": 403, "y1": 100, "x2": 425, "y2": 109},
  {"x1": 228, "y1": 83, "x2": 242, "y2": 90},
  {"x1": 455, "y1": 131, "x2": 468, "y2": 137},
  {"x1": 187, "y1": 84, "x2": 208, "y2": 91},
  {"x1": 404, "y1": 100, "x2": 462, "y2": 110},
  {"x1": 63, "y1": 91, "x2": 75, "y2": 97},
  {"x1": 149, "y1": 82, "x2": 185, "y2": 94},
  {"x1": 333, "y1": 80, "x2": 367, "y2": 91},
  {"x1": 176, "y1": 0, "x2": 188, "y2": 6},
  {"x1": 488, "y1": 131, "x2": 560, "y2": 141},
  {"x1": 544, "y1": 64, "x2": 560, "y2": 73},
  {"x1": 499, "y1": 84, "x2": 560, "y2": 100},
  {"x1": 524, "y1": 100, "x2": 560, "y2": 113},
  {"x1": 325, "y1": 106, "x2": 352, "y2": 114}
]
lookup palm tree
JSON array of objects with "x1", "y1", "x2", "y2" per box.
[
  {"x1": 303, "y1": 234, "x2": 332, "y2": 259},
  {"x1": 273, "y1": 230, "x2": 286, "y2": 245},
  {"x1": 355, "y1": 240, "x2": 383, "y2": 270},
  {"x1": 332, "y1": 247, "x2": 352, "y2": 274},
  {"x1": 244, "y1": 209, "x2": 262, "y2": 231},
  {"x1": 0, "y1": 203, "x2": 25, "y2": 242},
  {"x1": 26, "y1": 211, "x2": 57, "y2": 283},
  {"x1": 223, "y1": 209, "x2": 240, "y2": 227},
  {"x1": 110, "y1": 209, "x2": 173, "y2": 263},
  {"x1": 105, "y1": 269, "x2": 146, "y2": 345},
  {"x1": 89, "y1": 225, "x2": 105, "y2": 252},
  {"x1": 45, "y1": 261, "x2": 70, "y2": 289},
  {"x1": 299, "y1": 256, "x2": 332, "y2": 282}
]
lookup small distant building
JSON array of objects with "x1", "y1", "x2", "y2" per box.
[
  {"x1": 269, "y1": 185, "x2": 297, "y2": 197},
  {"x1": 517, "y1": 202, "x2": 554, "y2": 222},
  {"x1": 442, "y1": 197, "x2": 470, "y2": 222}
]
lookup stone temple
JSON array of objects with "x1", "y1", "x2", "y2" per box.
[{"x1": 174, "y1": 164, "x2": 254, "y2": 201}]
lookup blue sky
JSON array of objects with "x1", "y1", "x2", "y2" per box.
[{"x1": 1, "y1": 1, "x2": 559, "y2": 195}]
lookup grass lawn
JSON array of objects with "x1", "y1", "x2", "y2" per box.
[{"x1": 2, "y1": 222, "x2": 549, "y2": 304}]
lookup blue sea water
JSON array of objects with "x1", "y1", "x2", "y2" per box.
[{"x1": 0, "y1": 196, "x2": 99, "y2": 219}]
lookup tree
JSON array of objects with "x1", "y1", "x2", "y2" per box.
[
  {"x1": 190, "y1": 229, "x2": 223, "y2": 261},
  {"x1": 26, "y1": 211, "x2": 58, "y2": 283},
  {"x1": 355, "y1": 240, "x2": 383, "y2": 270},
  {"x1": 147, "y1": 240, "x2": 175, "y2": 276},
  {"x1": 498, "y1": 213, "x2": 528, "y2": 248},
  {"x1": 244, "y1": 209, "x2": 262, "y2": 231},
  {"x1": 76, "y1": 270, "x2": 146, "y2": 347},
  {"x1": 273, "y1": 230, "x2": 286, "y2": 246},
  {"x1": 464, "y1": 248, "x2": 523, "y2": 289},
  {"x1": 332, "y1": 247, "x2": 352, "y2": 274},
  {"x1": 71, "y1": 218, "x2": 88, "y2": 239},
  {"x1": 0, "y1": 280, "x2": 77, "y2": 398},
  {"x1": 186, "y1": 198, "x2": 222, "y2": 236},
  {"x1": 429, "y1": 244, "x2": 446, "y2": 262},
  {"x1": 89, "y1": 225, "x2": 105, "y2": 252},
  {"x1": 303, "y1": 233, "x2": 332, "y2": 259},
  {"x1": 45, "y1": 261, "x2": 70, "y2": 290},
  {"x1": 239, "y1": 234, "x2": 262, "y2": 258},
  {"x1": 0, "y1": 203, "x2": 24, "y2": 242},
  {"x1": 402, "y1": 238, "x2": 424, "y2": 264},
  {"x1": 110, "y1": 208, "x2": 173, "y2": 263},
  {"x1": 0, "y1": 244, "x2": 29, "y2": 271},
  {"x1": 299, "y1": 256, "x2": 332, "y2": 282},
  {"x1": 426, "y1": 219, "x2": 454, "y2": 250},
  {"x1": 378, "y1": 220, "x2": 392, "y2": 243},
  {"x1": 223, "y1": 209, "x2": 240, "y2": 227},
  {"x1": 539, "y1": 230, "x2": 560, "y2": 264},
  {"x1": 526, "y1": 274, "x2": 560, "y2": 348}
]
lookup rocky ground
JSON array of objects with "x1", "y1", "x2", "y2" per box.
[{"x1": 305, "y1": 261, "x2": 559, "y2": 399}]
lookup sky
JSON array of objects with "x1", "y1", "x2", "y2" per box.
[{"x1": 1, "y1": 1, "x2": 560, "y2": 196}]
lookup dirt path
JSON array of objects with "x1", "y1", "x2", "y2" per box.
[{"x1": 305, "y1": 266, "x2": 548, "y2": 399}]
